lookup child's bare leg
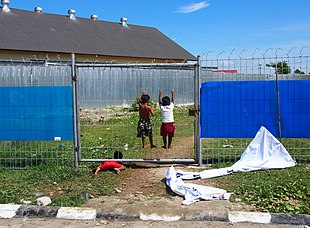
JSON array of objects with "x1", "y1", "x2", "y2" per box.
[
  {"x1": 149, "y1": 136, "x2": 156, "y2": 148},
  {"x1": 142, "y1": 136, "x2": 147, "y2": 148},
  {"x1": 168, "y1": 136, "x2": 173, "y2": 149},
  {"x1": 162, "y1": 136, "x2": 167, "y2": 149}
]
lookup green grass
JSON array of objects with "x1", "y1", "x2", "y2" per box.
[
  {"x1": 202, "y1": 138, "x2": 310, "y2": 164},
  {"x1": 0, "y1": 162, "x2": 308, "y2": 214},
  {"x1": 212, "y1": 163, "x2": 310, "y2": 214},
  {"x1": 0, "y1": 164, "x2": 123, "y2": 207},
  {"x1": 0, "y1": 106, "x2": 309, "y2": 164},
  {"x1": 0, "y1": 106, "x2": 309, "y2": 212},
  {"x1": 80, "y1": 107, "x2": 194, "y2": 159},
  {"x1": 0, "y1": 140, "x2": 74, "y2": 168}
]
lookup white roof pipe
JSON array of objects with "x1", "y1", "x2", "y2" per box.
[
  {"x1": 120, "y1": 17, "x2": 128, "y2": 27},
  {"x1": 1, "y1": 0, "x2": 10, "y2": 12},
  {"x1": 90, "y1": 14, "x2": 97, "y2": 20},
  {"x1": 34, "y1": 6, "x2": 42, "y2": 13},
  {"x1": 68, "y1": 9, "x2": 76, "y2": 20}
]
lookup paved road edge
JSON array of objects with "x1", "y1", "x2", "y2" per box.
[{"x1": 0, "y1": 204, "x2": 309, "y2": 225}]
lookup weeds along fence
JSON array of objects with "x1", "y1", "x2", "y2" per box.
[{"x1": 200, "y1": 47, "x2": 310, "y2": 165}]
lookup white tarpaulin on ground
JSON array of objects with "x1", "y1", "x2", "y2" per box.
[
  {"x1": 165, "y1": 126, "x2": 296, "y2": 205},
  {"x1": 165, "y1": 166, "x2": 231, "y2": 205}
]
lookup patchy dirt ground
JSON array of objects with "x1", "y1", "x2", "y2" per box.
[
  {"x1": 82, "y1": 162, "x2": 255, "y2": 217},
  {"x1": 82, "y1": 124, "x2": 254, "y2": 214},
  {"x1": 118, "y1": 163, "x2": 183, "y2": 198},
  {"x1": 142, "y1": 136, "x2": 195, "y2": 160},
  {"x1": 116, "y1": 163, "x2": 227, "y2": 200}
]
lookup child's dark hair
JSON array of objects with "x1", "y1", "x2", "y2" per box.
[
  {"x1": 162, "y1": 96, "x2": 170, "y2": 106},
  {"x1": 113, "y1": 151, "x2": 123, "y2": 159},
  {"x1": 141, "y1": 94, "x2": 150, "y2": 104}
]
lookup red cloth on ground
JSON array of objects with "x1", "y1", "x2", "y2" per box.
[
  {"x1": 99, "y1": 161, "x2": 123, "y2": 171},
  {"x1": 160, "y1": 122, "x2": 175, "y2": 137}
]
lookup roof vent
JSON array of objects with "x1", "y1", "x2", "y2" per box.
[
  {"x1": 1, "y1": 0, "x2": 10, "y2": 12},
  {"x1": 90, "y1": 14, "x2": 97, "y2": 20},
  {"x1": 120, "y1": 17, "x2": 128, "y2": 27},
  {"x1": 68, "y1": 9, "x2": 76, "y2": 20},
  {"x1": 34, "y1": 6, "x2": 42, "y2": 13}
]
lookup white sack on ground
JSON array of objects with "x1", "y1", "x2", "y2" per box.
[
  {"x1": 175, "y1": 126, "x2": 296, "y2": 180},
  {"x1": 165, "y1": 166, "x2": 231, "y2": 205}
]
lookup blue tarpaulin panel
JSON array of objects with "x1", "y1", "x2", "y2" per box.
[
  {"x1": 200, "y1": 80, "x2": 310, "y2": 138},
  {"x1": 279, "y1": 80, "x2": 310, "y2": 138},
  {"x1": 0, "y1": 86, "x2": 73, "y2": 141}
]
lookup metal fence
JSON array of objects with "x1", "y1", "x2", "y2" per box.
[
  {"x1": 75, "y1": 61, "x2": 198, "y2": 164},
  {"x1": 200, "y1": 47, "x2": 310, "y2": 164},
  {"x1": 0, "y1": 64, "x2": 74, "y2": 168},
  {"x1": 0, "y1": 59, "x2": 199, "y2": 168},
  {"x1": 77, "y1": 65, "x2": 195, "y2": 108},
  {"x1": 0, "y1": 47, "x2": 309, "y2": 169}
]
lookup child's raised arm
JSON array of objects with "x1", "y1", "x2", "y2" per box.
[
  {"x1": 171, "y1": 90, "x2": 174, "y2": 103},
  {"x1": 137, "y1": 91, "x2": 145, "y2": 103},
  {"x1": 149, "y1": 106, "x2": 155, "y2": 116},
  {"x1": 159, "y1": 90, "x2": 163, "y2": 104}
]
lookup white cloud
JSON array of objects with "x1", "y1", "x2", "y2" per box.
[{"x1": 177, "y1": 2, "x2": 210, "y2": 13}]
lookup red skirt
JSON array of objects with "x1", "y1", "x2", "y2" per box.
[{"x1": 160, "y1": 123, "x2": 175, "y2": 137}]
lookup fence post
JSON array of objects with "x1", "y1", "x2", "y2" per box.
[
  {"x1": 276, "y1": 70, "x2": 282, "y2": 141},
  {"x1": 71, "y1": 53, "x2": 80, "y2": 168},
  {"x1": 194, "y1": 56, "x2": 202, "y2": 166}
]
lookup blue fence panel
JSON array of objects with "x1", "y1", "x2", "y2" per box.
[
  {"x1": 200, "y1": 80, "x2": 310, "y2": 138},
  {"x1": 280, "y1": 80, "x2": 310, "y2": 138},
  {"x1": 0, "y1": 86, "x2": 73, "y2": 141}
]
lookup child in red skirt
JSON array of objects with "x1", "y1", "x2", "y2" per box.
[{"x1": 159, "y1": 90, "x2": 175, "y2": 149}]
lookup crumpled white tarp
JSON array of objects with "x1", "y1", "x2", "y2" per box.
[
  {"x1": 165, "y1": 166, "x2": 231, "y2": 205},
  {"x1": 165, "y1": 126, "x2": 296, "y2": 205},
  {"x1": 229, "y1": 126, "x2": 296, "y2": 172},
  {"x1": 175, "y1": 126, "x2": 296, "y2": 180}
]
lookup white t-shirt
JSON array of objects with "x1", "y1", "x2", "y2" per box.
[{"x1": 160, "y1": 103, "x2": 174, "y2": 123}]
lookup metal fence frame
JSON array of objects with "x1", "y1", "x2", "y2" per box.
[
  {"x1": 1, "y1": 47, "x2": 309, "y2": 169},
  {"x1": 0, "y1": 62, "x2": 74, "y2": 168},
  {"x1": 200, "y1": 47, "x2": 310, "y2": 165},
  {"x1": 72, "y1": 54, "x2": 201, "y2": 166}
]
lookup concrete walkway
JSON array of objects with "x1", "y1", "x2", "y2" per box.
[{"x1": 1, "y1": 195, "x2": 309, "y2": 225}]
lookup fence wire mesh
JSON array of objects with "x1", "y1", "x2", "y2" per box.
[
  {"x1": 200, "y1": 47, "x2": 310, "y2": 164},
  {"x1": 1, "y1": 46, "x2": 309, "y2": 168},
  {"x1": 76, "y1": 64, "x2": 196, "y2": 163},
  {"x1": 0, "y1": 64, "x2": 74, "y2": 168}
]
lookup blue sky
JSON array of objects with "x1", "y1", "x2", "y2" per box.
[{"x1": 7, "y1": 0, "x2": 310, "y2": 56}]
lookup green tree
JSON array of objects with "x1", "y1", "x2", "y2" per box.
[
  {"x1": 294, "y1": 69, "x2": 305, "y2": 74},
  {"x1": 266, "y1": 61, "x2": 291, "y2": 74}
]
